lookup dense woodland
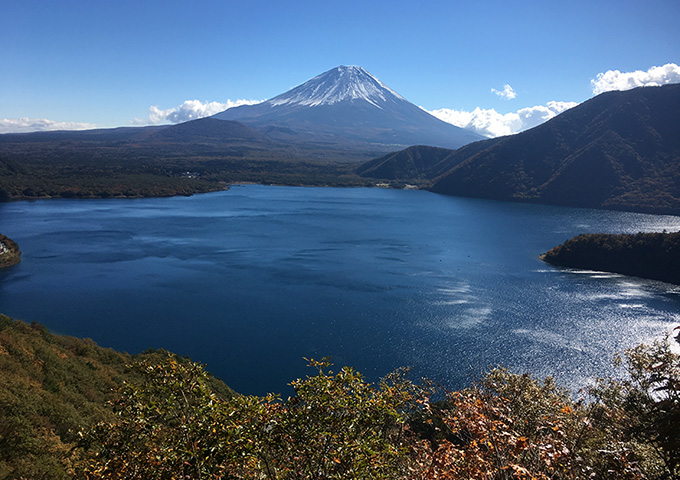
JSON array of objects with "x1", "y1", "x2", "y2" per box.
[
  {"x1": 0, "y1": 315, "x2": 232, "y2": 480},
  {"x1": 541, "y1": 231, "x2": 680, "y2": 285},
  {"x1": 0, "y1": 118, "x2": 383, "y2": 201},
  {"x1": 430, "y1": 85, "x2": 680, "y2": 215},
  {"x1": 0, "y1": 153, "x2": 371, "y2": 201},
  {"x1": 0, "y1": 313, "x2": 678, "y2": 479}
]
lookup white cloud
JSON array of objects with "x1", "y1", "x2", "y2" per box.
[
  {"x1": 517, "y1": 101, "x2": 579, "y2": 131},
  {"x1": 429, "y1": 62, "x2": 679, "y2": 139},
  {"x1": 429, "y1": 107, "x2": 520, "y2": 138},
  {"x1": 591, "y1": 63, "x2": 680, "y2": 94},
  {"x1": 0, "y1": 117, "x2": 97, "y2": 134},
  {"x1": 135, "y1": 98, "x2": 262, "y2": 125},
  {"x1": 0, "y1": 99, "x2": 265, "y2": 133},
  {"x1": 491, "y1": 84, "x2": 517, "y2": 100},
  {"x1": 427, "y1": 100, "x2": 578, "y2": 138}
]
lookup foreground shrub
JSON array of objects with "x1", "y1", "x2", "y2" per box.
[
  {"x1": 76, "y1": 357, "x2": 431, "y2": 479},
  {"x1": 590, "y1": 333, "x2": 680, "y2": 479},
  {"x1": 74, "y1": 331, "x2": 680, "y2": 479},
  {"x1": 418, "y1": 369, "x2": 645, "y2": 480}
]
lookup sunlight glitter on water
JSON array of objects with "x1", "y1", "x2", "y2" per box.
[{"x1": 1, "y1": 186, "x2": 680, "y2": 395}]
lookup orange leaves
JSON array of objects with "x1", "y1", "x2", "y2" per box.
[
  {"x1": 76, "y1": 357, "x2": 658, "y2": 480},
  {"x1": 414, "y1": 367, "x2": 643, "y2": 480},
  {"x1": 515, "y1": 436, "x2": 528, "y2": 451}
]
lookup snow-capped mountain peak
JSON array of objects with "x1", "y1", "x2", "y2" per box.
[
  {"x1": 267, "y1": 65, "x2": 405, "y2": 108},
  {"x1": 212, "y1": 65, "x2": 484, "y2": 149}
]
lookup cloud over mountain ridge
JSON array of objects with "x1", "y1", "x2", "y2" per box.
[
  {"x1": 428, "y1": 63, "x2": 680, "y2": 138},
  {"x1": 2, "y1": 64, "x2": 678, "y2": 136},
  {"x1": 0, "y1": 117, "x2": 96, "y2": 134},
  {"x1": 591, "y1": 63, "x2": 680, "y2": 94}
]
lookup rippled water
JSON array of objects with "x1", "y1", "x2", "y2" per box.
[{"x1": 1, "y1": 185, "x2": 679, "y2": 395}]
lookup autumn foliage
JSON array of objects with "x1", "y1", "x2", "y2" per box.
[
  {"x1": 74, "y1": 334, "x2": 680, "y2": 480},
  {"x1": 1, "y1": 314, "x2": 676, "y2": 479}
]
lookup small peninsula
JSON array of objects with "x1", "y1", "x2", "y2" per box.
[
  {"x1": 0, "y1": 233, "x2": 21, "y2": 268},
  {"x1": 541, "y1": 231, "x2": 680, "y2": 285}
]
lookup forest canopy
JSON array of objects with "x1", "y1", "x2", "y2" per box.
[
  {"x1": 0, "y1": 314, "x2": 679, "y2": 479},
  {"x1": 541, "y1": 231, "x2": 680, "y2": 285}
]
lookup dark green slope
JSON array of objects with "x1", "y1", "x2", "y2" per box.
[
  {"x1": 355, "y1": 139, "x2": 504, "y2": 185},
  {"x1": 355, "y1": 145, "x2": 452, "y2": 181},
  {"x1": 430, "y1": 84, "x2": 680, "y2": 214},
  {"x1": 0, "y1": 315, "x2": 232, "y2": 479},
  {"x1": 143, "y1": 117, "x2": 275, "y2": 145},
  {"x1": 541, "y1": 231, "x2": 680, "y2": 285},
  {"x1": 0, "y1": 116, "x2": 378, "y2": 200}
]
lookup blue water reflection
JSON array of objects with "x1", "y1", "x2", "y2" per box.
[{"x1": 1, "y1": 185, "x2": 679, "y2": 395}]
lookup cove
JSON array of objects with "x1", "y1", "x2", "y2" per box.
[{"x1": 1, "y1": 185, "x2": 679, "y2": 395}]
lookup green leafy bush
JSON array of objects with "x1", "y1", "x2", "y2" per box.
[{"x1": 2, "y1": 314, "x2": 679, "y2": 479}]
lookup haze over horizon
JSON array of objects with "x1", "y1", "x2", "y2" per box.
[{"x1": 2, "y1": 1, "x2": 679, "y2": 138}]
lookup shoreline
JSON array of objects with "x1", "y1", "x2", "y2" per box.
[
  {"x1": 0, "y1": 233, "x2": 21, "y2": 268},
  {"x1": 4, "y1": 181, "x2": 680, "y2": 219},
  {"x1": 540, "y1": 231, "x2": 680, "y2": 286}
]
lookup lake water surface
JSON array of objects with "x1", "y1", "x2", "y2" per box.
[{"x1": 1, "y1": 185, "x2": 680, "y2": 395}]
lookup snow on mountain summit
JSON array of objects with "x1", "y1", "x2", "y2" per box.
[
  {"x1": 212, "y1": 65, "x2": 484, "y2": 149},
  {"x1": 268, "y1": 66, "x2": 405, "y2": 108}
]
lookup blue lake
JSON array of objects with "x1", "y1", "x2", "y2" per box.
[{"x1": 1, "y1": 185, "x2": 680, "y2": 396}]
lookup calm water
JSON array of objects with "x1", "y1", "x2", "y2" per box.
[{"x1": 1, "y1": 185, "x2": 680, "y2": 395}]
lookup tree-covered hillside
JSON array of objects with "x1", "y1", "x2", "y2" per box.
[
  {"x1": 0, "y1": 116, "x2": 391, "y2": 201},
  {"x1": 1, "y1": 313, "x2": 679, "y2": 479},
  {"x1": 541, "y1": 231, "x2": 680, "y2": 285},
  {"x1": 355, "y1": 145, "x2": 455, "y2": 185},
  {"x1": 430, "y1": 84, "x2": 680, "y2": 214},
  {"x1": 353, "y1": 84, "x2": 680, "y2": 215},
  {"x1": 0, "y1": 315, "x2": 232, "y2": 479}
]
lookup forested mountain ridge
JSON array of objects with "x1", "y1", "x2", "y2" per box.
[
  {"x1": 355, "y1": 145, "x2": 459, "y2": 184},
  {"x1": 430, "y1": 84, "x2": 680, "y2": 214},
  {"x1": 356, "y1": 84, "x2": 680, "y2": 214}
]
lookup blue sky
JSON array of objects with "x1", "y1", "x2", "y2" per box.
[{"x1": 1, "y1": 0, "x2": 679, "y2": 136}]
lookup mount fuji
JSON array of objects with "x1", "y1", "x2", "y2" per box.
[
  {"x1": 212, "y1": 66, "x2": 482, "y2": 150},
  {"x1": 0, "y1": 67, "x2": 486, "y2": 200}
]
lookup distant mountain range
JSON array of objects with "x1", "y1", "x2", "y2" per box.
[
  {"x1": 2, "y1": 70, "x2": 679, "y2": 214},
  {"x1": 360, "y1": 84, "x2": 680, "y2": 214},
  {"x1": 0, "y1": 66, "x2": 482, "y2": 176},
  {"x1": 213, "y1": 66, "x2": 482, "y2": 150}
]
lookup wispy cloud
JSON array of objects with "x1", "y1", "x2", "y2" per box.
[
  {"x1": 135, "y1": 99, "x2": 263, "y2": 125},
  {"x1": 427, "y1": 101, "x2": 577, "y2": 138},
  {"x1": 0, "y1": 99, "x2": 263, "y2": 133},
  {"x1": 0, "y1": 117, "x2": 97, "y2": 134},
  {"x1": 491, "y1": 84, "x2": 517, "y2": 100},
  {"x1": 591, "y1": 63, "x2": 680, "y2": 94}
]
